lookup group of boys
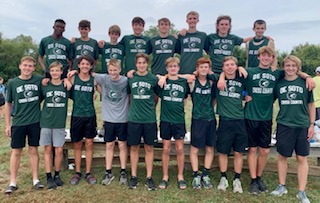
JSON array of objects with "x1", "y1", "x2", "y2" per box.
[{"x1": 3, "y1": 10, "x2": 315, "y2": 203}]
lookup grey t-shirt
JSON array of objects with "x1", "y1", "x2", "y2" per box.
[{"x1": 94, "y1": 74, "x2": 129, "y2": 123}]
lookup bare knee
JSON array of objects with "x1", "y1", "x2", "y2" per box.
[
  {"x1": 259, "y1": 148, "x2": 270, "y2": 157},
  {"x1": 106, "y1": 142, "x2": 115, "y2": 151}
]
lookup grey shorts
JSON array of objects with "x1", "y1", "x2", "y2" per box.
[{"x1": 40, "y1": 128, "x2": 66, "y2": 147}]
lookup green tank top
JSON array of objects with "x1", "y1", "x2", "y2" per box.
[
  {"x1": 191, "y1": 78, "x2": 214, "y2": 120},
  {"x1": 71, "y1": 74, "x2": 95, "y2": 117},
  {"x1": 247, "y1": 36, "x2": 269, "y2": 67}
]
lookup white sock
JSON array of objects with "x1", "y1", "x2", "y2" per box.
[
  {"x1": 9, "y1": 182, "x2": 16, "y2": 187},
  {"x1": 33, "y1": 179, "x2": 40, "y2": 186}
]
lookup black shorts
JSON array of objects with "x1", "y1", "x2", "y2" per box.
[
  {"x1": 11, "y1": 122, "x2": 40, "y2": 148},
  {"x1": 276, "y1": 123, "x2": 310, "y2": 157},
  {"x1": 245, "y1": 119, "x2": 272, "y2": 148},
  {"x1": 160, "y1": 121, "x2": 186, "y2": 140},
  {"x1": 217, "y1": 118, "x2": 248, "y2": 154},
  {"x1": 191, "y1": 118, "x2": 216, "y2": 148},
  {"x1": 104, "y1": 122, "x2": 128, "y2": 142},
  {"x1": 70, "y1": 116, "x2": 97, "y2": 142},
  {"x1": 127, "y1": 122, "x2": 157, "y2": 146}
]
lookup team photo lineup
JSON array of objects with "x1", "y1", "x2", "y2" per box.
[{"x1": 2, "y1": 10, "x2": 318, "y2": 203}]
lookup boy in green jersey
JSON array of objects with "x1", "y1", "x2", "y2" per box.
[
  {"x1": 4, "y1": 56, "x2": 45, "y2": 194},
  {"x1": 215, "y1": 56, "x2": 247, "y2": 193},
  {"x1": 40, "y1": 62, "x2": 69, "y2": 189},
  {"x1": 246, "y1": 20, "x2": 277, "y2": 69},
  {"x1": 69, "y1": 55, "x2": 98, "y2": 185},
  {"x1": 158, "y1": 57, "x2": 189, "y2": 190},
  {"x1": 71, "y1": 20, "x2": 99, "y2": 70},
  {"x1": 127, "y1": 53, "x2": 158, "y2": 190},
  {"x1": 38, "y1": 19, "x2": 72, "y2": 78},
  {"x1": 271, "y1": 56, "x2": 315, "y2": 203}
]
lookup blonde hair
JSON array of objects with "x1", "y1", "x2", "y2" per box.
[
  {"x1": 49, "y1": 61, "x2": 63, "y2": 70},
  {"x1": 107, "y1": 58, "x2": 121, "y2": 69},
  {"x1": 187, "y1": 11, "x2": 199, "y2": 18},
  {"x1": 223, "y1": 56, "x2": 238, "y2": 66},
  {"x1": 20, "y1": 56, "x2": 36, "y2": 64},
  {"x1": 258, "y1": 46, "x2": 275, "y2": 58},
  {"x1": 281, "y1": 55, "x2": 302, "y2": 71},
  {"x1": 165, "y1": 57, "x2": 180, "y2": 66}
]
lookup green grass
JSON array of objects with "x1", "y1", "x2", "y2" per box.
[{"x1": 0, "y1": 99, "x2": 320, "y2": 202}]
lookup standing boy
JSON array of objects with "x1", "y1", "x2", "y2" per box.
[
  {"x1": 158, "y1": 57, "x2": 189, "y2": 190},
  {"x1": 93, "y1": 59, "x2": 129, "y2": 185},
  {"x1": 271, "y1": 55, "x2": 314, "y2": 203},
  {"x1": 246, "y1": 19, "x2": 277, "y2": 69},
  {"x1": 71, "y1": 20, "x2": 99, "y2": 70},
  {"x1": 127, "y1": 53, "x2": 158, "y2": 190},
  {"x1": 38, "y1": 19, "x2": 72, "y2": 78},
  {"x1": 313, "y1": 66, "x2": 320, "y2": 120},
  {"x1": 120, "y1": 17, "x2": 151, "y2": 74},
  {"x1": 40, "y1": 62, "x2": 69, "y2": 189},
  {"x1": 4, "y1": 56, "x2": 44, "y2": 194},
  {"x1": 69, "y1": 55, "x2": 98, "y2": 185}
]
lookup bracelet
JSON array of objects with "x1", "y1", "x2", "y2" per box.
[{"x1": 310, "y1": 122, "x2": 315, "y2": 125}]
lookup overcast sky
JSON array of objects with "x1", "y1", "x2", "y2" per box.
[{"x1": 0, "y1": 0, "x2": 319, "y2": 52}]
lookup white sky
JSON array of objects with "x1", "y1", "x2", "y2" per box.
[{"x1": 0, "y1": 0, "x2": 319, "y2": 52}]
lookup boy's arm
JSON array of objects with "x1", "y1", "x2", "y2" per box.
[
  {"x1": 38, "y1": 55, "x2": 46, "y2": 73},
  {"x1": 268, "y1": 39, "x2": 278, "y2": 70},
  {"x1": 298, "y1": 72, "x2": 315, "y2": 91},
  {"x1": 243, "y1": 36, "x2": 254, "y2": 43},
  {"x1": 217, "y1": 72, "x2": 227, "y2": 90},
  {"x1": 4, "y1": 102, "x2": 12, "y2": 137},
  {"x1": 245, "y1": 42, "x2": 249, "y2": 68},
  {"x1": 308, "y1": 102, "x2": 316, "y2": 141}
]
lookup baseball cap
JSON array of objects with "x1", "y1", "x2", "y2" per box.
[{"x1": 316, "y1": 66, "x2": 320, "y2": 73}]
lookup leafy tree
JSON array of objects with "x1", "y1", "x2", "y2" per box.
[{"x1": 232, "y1": 46, "x2": 246, "y2": 68}]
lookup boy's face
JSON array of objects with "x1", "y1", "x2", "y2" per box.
[
  {"x1": 79, "y1": 27, "x2": 90, "y2": 38},
  {"x1": 186, "y1": 14, "x2": 198, "y2": 29},
  {"x1": 158, "y1": 21, "x2": 170, "y2": 34},
  {"x1": 258, "y1": 52, "x2": 274, "y2": 67},
  {"x1": 132, "y1": 23, "x2": 144, "y2": 35},
  {"x1": 108, "y1": 64, "x2": 121, "y2": 80},
  {"x1": 222, "y1": 59, "x2": 237, "y2": 76},
  {"x1": 166, "y1": 62, "x2": 180, "y2": 75},
  {"x1": 283, "y1": 60, "x2": 299, "y2": 76},
  {"x1": 197, "y1": 63, "x2": 210, "y2": 76},
  {"x1": 136, "y1": 57, "x2": 148, "y2": 74},
  {"x1": 253, "y1": 24, "x2": 266, "y2": 38},
  {"x1": 19, "y1": 60, "x2": 35, "y2": 77},
  {"x1": 217, "y1": 19, "x2": 230, "y2": 35},
  {"x1": 49, "y1": 66, "x2": 63, "y2": 80},
  {"x1": 53, "y1": 22, "x2": 65, "y2": 36},
  {"x1": 78, "y1": 59, "x2": 92, "y2": 74},
  {"x1": 109, "y1": 32, "x2": 120, "y2": 42}
]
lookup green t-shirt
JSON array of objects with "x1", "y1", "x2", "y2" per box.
[
  {"x1": 99, "y1": 43, "x2": 125, "y2": 73},
  {"x1": 244, "y1": 67, "x2": 283, "y2": 120},
  {"x1": 275, "y1": 77, "x2": 313, "y2": 128},
  {"x1": 150, "y1": 35, "x2": 178, "y2": 75},
  {"x1": 40, "y1": 82, "x2": 69, "y2": 128},
  {"x1": 38, "y1": 36, "x2": 72, "y2": 72},
  {"x1": 127, "y1": 72, "x2": 158, "y2": 123},
  {"x1": 206, "y1": 33, "x2": 243, "y2": 73},
  {"x1": 191, "y1": 78, "x2": 215, "y2": 120},
  {"x1": 177, "y1": 31, "x2": 207, "y2": 74},
  {"x1": 216, "y1": 76, "x2": 245, "y2": 119},
  {"x1": 71, "y1": 38, "x2": 99, "y2": 70},
  {"x1": 247, "y1": 36, "x2": 269, "y2": 68},
  {"x1": 158, "y1": 78, "x2": 189, "y2": 123},
  {"x1": 71, "y1": 75, "x2": 95, "y2": 117},
  {"x1": 120, "y1": 35, "x2": 151, "y2": 74},
  {"x1": 6, "y1": 75, "x2": 42, "y2": 126}
]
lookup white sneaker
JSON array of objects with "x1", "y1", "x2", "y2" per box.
[
  {"x1": 217, "y1": 177, "x2": 229, "y2": 191},
  {"x1": 233, "y1": 178, "x2": 243, "y2": 193},
  {"x1": 296, "y1": 191, "x2": 310, "y2": 203},
  {"x1": 271, "y1": 184, "x2": 288, "y2": 196}
]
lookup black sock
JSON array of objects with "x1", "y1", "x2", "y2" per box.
[
  {"x1": 251, "y1": 178, "x2": 257, "y2": 184},
  {"x1": 54, "y1": 171, "x2": 60, "y2": 177},
  {"x1": 234, "y1": 172, "x2": 241, "y2": 180},
  {"x1": 221, "y1": 171, "x2": 227, "y2": 178},
  {"x1": 76, "y1": 172, "x2": 82, "y2": 177},
  {"x1": 85, "y1": 173, "x2": 91, "y2": 178},
  {"x1": 146, "y1": 176, "x2": 152, "y2": 180},
  {"x1": 46, "y1": 172, "x2": 52, "y2": 180},
  {"x1": 120, "y1": 168, "x2": 126, "y2": 173},
  {"x1": 106, "y1": 169, "x2": 112, "y2": 174},
  {"x1": 257, "y1": 176, "x2": 261, "y2": 180},
  {"x1": 202, "y1": 168, "x2": 210, "y2": 177},
  {"x1": 193, "y1": 171, "x2": 199, "y2": 178}
]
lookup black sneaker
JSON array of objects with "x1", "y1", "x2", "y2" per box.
[
  {"x1": 145, "y1": 177, "x2": 156, "y2": 191},
  {"x1": 34, "y1": 181, "x2": 45, "y2": 190},
  {"x1": 54, "y1": 176, "x2": 64, "y2": 187},
  {"x1": 128, "y1": 176, "x2": 138, "y2": 189},
  {"x1": 47, "y1": 178, "x2": 57, "y2": 190},
  {"x1": 249, "y1": 181, "x2": 259, "y2": 195},
  {"x1": 4, "y1": 185, "x2": 18, "y2": 195},
  {"x1": 257, "y1": 178, "x2": 268, "y2": 192}
]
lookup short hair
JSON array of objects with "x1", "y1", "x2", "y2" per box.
[
  {"x1": 20, "y1": 56, "x2": 36, "y2": 64},
  {"x1": 187, "y1": 11, "x2": 199, "y2": 18},
  {"x1": 223, "y1": 56, "x2": 238, "y2": 66},
  {"x1": 158, "y1": 18, "x2": 171, "y2": 26},
  {"x1": 79, "y1": 20, "x2": 91, "y2": 28},
  {"x1": 77, "y1": 55, "x2": 94, "y2": 65},
  {"x1": 281, "y1": 55, "x2": 302, "y2": 71},
  {"x1": 109, "y1": 25, "x2": 121, "y2": 36},
  {"x1": 165, "y1": 57, "x2": 180, "y2": 66},
  {"x1": 258, "y1": 46, "x2": 275, "y2": 58},
  {"x1": 135, "y1": 53, "x2": 149, "y2": 64},
  {"x1": 196, "y1": 57, "x2": 212, "y2": 68},
  {"x1": 132, "y1": 17, "x2": 145, "y2": 27},
  {"x1": 49, "y1": 61, "x2": 63, "y2": 70},
  {"x1": 253, "y1": 19, "x2": 266, "y2": 28},
  {"x1": 216, "y1": 15, "x2": 232, "y2": 33},
  {"x1": 107, "y1": 58, "x2": 121, "y2": 69},
  {"x1": 55, "y1": 19, "x2": 66, "y2": 25}
]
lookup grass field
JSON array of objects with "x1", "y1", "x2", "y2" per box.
[{"x1": 0, "y1": 99, "x2": 320, "y2": 203}]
